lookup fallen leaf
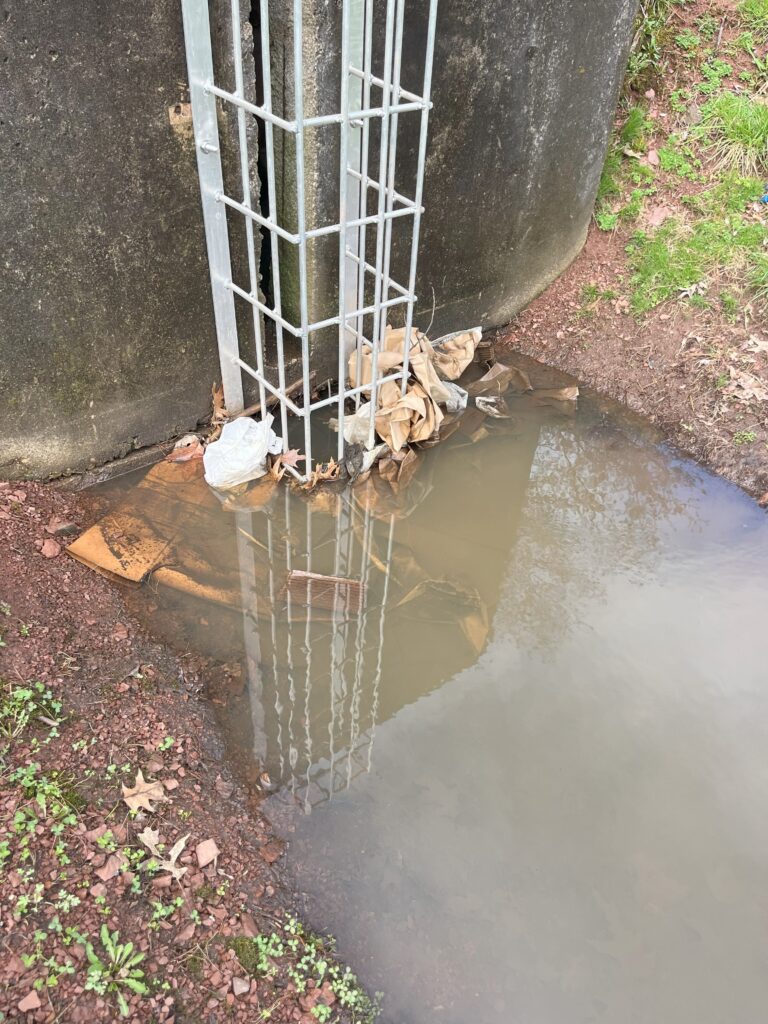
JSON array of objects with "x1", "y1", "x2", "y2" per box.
[
  {"x1": 196, "y1": 838, "x2": 220, "y2": 868},
  {"x1": 725, "y1": 367, "x2": 768, "y2": 403},
  {"x1": 166, "y1": 438, "x2": 204, "y2": 462},
  {"x1": 281, "y1": 448, "x2": 306, "y2": 469},
  {"x1": 758, "y1": 492, "x2": 768, "y2": 507},
  {"x1": 138, "y1": 827, "x2": 189, "y2": 881},
  {"x1": 212, "y1": 383, "x2": 227, "y2": 423},
  {"x1": 95, "y1": 852, "x2": 127, "y2": 881},
  {"x1": 41, "y1": 538, "x2": 61, "y2": 558},
  {"x1": 122, "y1": 769, "x2": 168, "y2": 813},
  {"x1": 112, "y1": 623, "x2": 129, "y2": 642},
  {"x1": 745, "y1": 336, "x2": 768, "y2": 355},
  {"x1": 175, "y1": 922, "x2": 196, "y2": 943},
  {"x1": 240, "y1": 911, "x2": 258, "y2": 937}
]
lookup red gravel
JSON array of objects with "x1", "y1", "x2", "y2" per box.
[{"x1": 0, "y1": 480, "x2": 363, "y2": 1023}]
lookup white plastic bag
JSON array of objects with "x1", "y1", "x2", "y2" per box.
[{"x1": 203, "y1": 415, "x2": 282, "y2": 490}]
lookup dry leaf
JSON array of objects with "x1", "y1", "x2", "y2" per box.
[
  {"x1": 138, "y1": 826, "x2": 189, "y2": 881},
  {"x1": 725, "y1": 367, "x2": 768, "y2": 403},
  {"x1": 303, "y1": 458, "x2": 341, "y2": 490},
  {"x1": 745, "y1": 336, "x2": 768, "y2": 355},
  {"x1": 281, "y1": 449, "x2": 305, "y2": 469},
  {"x1": 166, "y1": 438, "x2": 204, "y2": 462},
  {"x1": 212, "y1": 383, "x2": 227, "y2": 423},
  {"x1": 95, "y1": 853, "x2": 127, "y2": 881},
  {"x1": 122, "y1": 769, "x2": 168, "y2": 813}
]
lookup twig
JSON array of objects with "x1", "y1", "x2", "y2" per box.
[
  {"x1": 425, "y1": 285, "x2": 436, "y2": 337},
  {"x1": 235, "y1": 372, "x2": 317, "y2": 420}
]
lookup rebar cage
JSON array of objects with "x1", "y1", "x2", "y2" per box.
[{"x1": 181, "y1": 0, "x2": 439, "y2": 481}]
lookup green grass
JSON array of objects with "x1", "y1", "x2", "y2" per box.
[
  {"x1": 739, "y1": 0, "x2": 768, "y2": 34},
  {"x1": 620, "y1": 106, "x2": 651, "y2": 150},
  {"x1": 699, "y1": 92, "x2": 768, "y2": 175},
  {"x1": 626, "y1": 214, "x2": 768, "y2": 313},
  {"x1": 625, "y1": 0, "x2": 684, "y2": 93},
  {"x1": 750, "y1": 252, "x2": 768, "y2": 303}
]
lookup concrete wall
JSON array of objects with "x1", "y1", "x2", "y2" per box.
[
  {"x1": 0, "y1": 0, "x2": 256, "y2": 479},
  {"x1": 0, "y1": 0, "x2": 636, "y2": 478},
  {"x1": 286, "y1": 0, "x2": 638, "y2": 341}
]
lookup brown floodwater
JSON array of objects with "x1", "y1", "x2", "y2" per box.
[{"x1": 100, "y1": 386, "x2": 768, "y2": 1024}]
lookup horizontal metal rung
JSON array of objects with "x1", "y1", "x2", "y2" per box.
[
  {"x1": 234, "y1": 360, "x2": 304, "y2": 417},
  {"x1": 304, "y1": 99, "x2": 428, "y2": 129},
  {"x1": 217, "y1": 192, "x2": 299, "y2": 245},
  {"x1": 307, "y1": 204, "x2": 419, "y2": 241},
  {"x1": 348, "y1": 66, "x2": 426, "y2": 106},
  {"x1": 347, "y1": 168, "x2": 416, "y2": 209},
  {"x1": 204, "y1": 82, "x2": 297, "y2": 133},
  {"x1": 345, "y1": 249, "x2": 410, "y2": 297},
  {"x1": 225, "y1": 281, "x2": 301, "y2": 338},
  {"x1": 308, "y1": 371, "x2": 407, "y2": 413}
]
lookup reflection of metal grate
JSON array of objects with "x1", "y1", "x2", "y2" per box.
[
  {"x1": 180, "y1": 0, "x2": 439, "y2": 481},
  {"x1": 236, "y1": 485, "x2": 395, "y2": 812}
]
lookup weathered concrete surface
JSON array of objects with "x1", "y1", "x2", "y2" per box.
[
  {"x1": 411, "y1": 0, "x2": 639, "y2": 334},
  {"x1": 276, "y1": 0, "x2": 637, "y2": 344},
  {"x1": 0, "y1": 0, "x2": 256, "y2": 479}
]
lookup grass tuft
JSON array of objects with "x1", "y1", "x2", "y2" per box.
[
  {"x1": 699, "y1": 92, "x2": 768, "y2": 175},
  {"x1": 739, "y1": 0, "x2": 768, "y2": 34}
]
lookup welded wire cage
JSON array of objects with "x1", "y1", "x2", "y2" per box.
[{"x1": 181, "y1": 0, "x2": 439, "y2": 481}]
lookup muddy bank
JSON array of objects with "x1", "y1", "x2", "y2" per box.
[
  {"x1": 494, "y1": 0, "x2": 768, "y2": 505},
  {"x1": 494, "y1": 226, "x2": 768, "y2": 504},
  {"x1": 0, "y1": 480, "x2": 375, "y2": 1023}
]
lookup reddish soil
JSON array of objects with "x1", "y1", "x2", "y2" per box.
[
  {"x1": 0, "y1": 481, "x2": 359, "y2": 1023},
  {"x1": 495, "y1": 226, "x2": 768, "y2": 501}
]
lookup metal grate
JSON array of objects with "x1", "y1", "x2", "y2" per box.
[{"x1": 181, "y1": 0, "x2": 439, "y2": 481}]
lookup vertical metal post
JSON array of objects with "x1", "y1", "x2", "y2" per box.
[
  {"x1": 401, "y1": 0, "x2": 439, "y2": 393},
  {"x1": 292, "y1": 0, "x2": 313, "y2": 469},
  {"x1": 180, "y1": 0, "x2": 245, "y2": 413}
]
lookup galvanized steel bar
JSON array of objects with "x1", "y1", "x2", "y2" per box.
[
  {"x1": 230, "y1": 0, "x2": 266, "y2": 415},
  {"x1": 401, "y1": 0, "x2": 439, "y2": 393},
  {"x1": 180, "y1": 0, "x2": 244, "y2": 413},
  {"x1": 258, "y1": 0, "x2": 291, "y2": 444}
]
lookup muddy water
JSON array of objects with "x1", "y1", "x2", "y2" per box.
[{"x1": 104, "y1": 390, "x2": 768, "y2": 1024}]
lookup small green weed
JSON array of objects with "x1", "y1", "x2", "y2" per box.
[
  {"x1": 0, "y1": 681, "x2": 63, "y2": 747},
  {"x1": 733, "y1": 430, "x2": 757, "y2": 444},
  {"x1": 621, "y1": 106, "x2": 651, "y2": 151},
  {"x1": 675, "y1": 28, "x2": 701, "y2": 52},
  {"x1": 696, "y1": 13, "x2": 720, "y2": 40},
  {"x1": 625, "y1": 0, "x2": 683, "y2": 93},
  {"x1": 697, "y1": 57, "x2": 734, "y2": 95},
  {"x1": 228, "y1": 914, "x2": 381, "y2": 1024},
  {"x1": 85, "y1": 925, "x2": 149, "y2": 1018}
]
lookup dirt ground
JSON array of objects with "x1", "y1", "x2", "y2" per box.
[
  {"x1": 497, "y1": 0, "x2": 768, "y2": 503},
  {"x1": 0, "y1": 481, "x2": 375, "y2": 1023}
]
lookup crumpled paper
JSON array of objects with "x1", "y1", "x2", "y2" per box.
[
  {"x1": 349, "y1": 326, "x2": 457, "y2": 453},
  {"x1": 431, "y1": 327, "x2": 481, "y2": 381}
]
